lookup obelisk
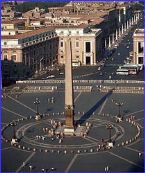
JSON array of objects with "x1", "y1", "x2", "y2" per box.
[{"x1": 64, "y1": 35, "x2": 74, "y2": 135}]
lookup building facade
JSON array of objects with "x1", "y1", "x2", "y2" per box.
[
  {"x1": 133, "y1": 29, "x2": 144, "y2": 64},
  {"x1": 55, "y1": 26, "x2": 102, "y2": 66},
  {"x1": 2, "y1": 27, "x2": 59, "y2": 73}
]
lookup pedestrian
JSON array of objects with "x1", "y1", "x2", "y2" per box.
[
  {"x1": 138, "y1": 152, "x2": 142, "y2": 158},
  {"x1": 22, "y1": 162, "x2": 25, "y2": 167},
  {"x1": 105, "y1": 167, "x2": 106, "y2": 171},
  {"x1": 106, "y1": 166, "x2": 109, "y2": 171},
  {"x1": 29, "y1": 165, "x2": 33, "y2": 172}
]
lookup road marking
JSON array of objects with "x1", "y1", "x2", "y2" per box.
[
  {"x1": 0, "y1": 122, "x2": 7, "y2": 125},
  {"x1": 74, "y1": 92, "x2": 82, "y2": 103},
  {"x1": 7, "y1": 95, "x2": 36, "y2": 113},
  {"x1": 108, "y1": 152, "x2": 144, "y2": 169},
  {"x1": 83, "y1": 136, "x2": 97, "y2": 144},
  {"x1": 86, "y1": 135, "x2": 99, "y2": 142},
  {"x1": 135, "y1": 117, "x2": 144, "y2": 122},
  {"x1": 125, "y1": 109, "x2": 144, "y2": 117},
  {"x1": 93, "y1": 122, "x2": 107, "y2": 128},
  {"x1": 98, "y1": 98, "x2": 108, "y2": 115},
  {"x1": 2, "y1": 107, "x2": 26, "y2": 119},
  {"x1": 16, "y1": 152, "x2": 35, "y2": 172},
  {"x1": 124, "y1": 146, "x2": 144, "y2": 154},
  {"x1": 1, "y1": 147, "x2": 12, "y2": 151},
  {"x1": 74, "y1": 72, "x2": 99, "y2": 79},
  {"x1": 65, "y1": 154, "x2": 78, "y2": 172}
]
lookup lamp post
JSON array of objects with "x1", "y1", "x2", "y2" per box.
[
  {"x1": 106, "y1": 124, "x2": 113, "y2": 142},
  {"x1": 40, "y1": 57, "x2": 44, "y2": 72},
  {"x1": 34, "y1": 98, "x2": 40, "y2": 115},
  {"x1": 11, "y1": 121, "x2": 17, "y2": 139},
  {"x1": 29, "y1": 165, "x2": 33, "y2": 172},
  {"x1": 112, "y1": 99, "x2": 123, "y2": 119}
]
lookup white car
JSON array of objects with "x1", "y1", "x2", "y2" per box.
[
  {"x1": 98, "y1": 67, "x2": 101, "y2": 71},
  {"x1": 46, "y1": 75, "x2": 55, "y2": 79}
]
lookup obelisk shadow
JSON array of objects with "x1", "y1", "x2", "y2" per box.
[{"x1": 76, "y1": 89, "x2": 113, "y2": 125}]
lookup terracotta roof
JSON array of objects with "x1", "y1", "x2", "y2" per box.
[
  {"x1": 2, "y1": 19, "x2": 26, "y2": 24},
  {"x1": 59, "y1": 11, "x2": 108, "y2": 19},
  {"x1": 54, "y1": 23, "x2": 88, "y2": 29},
  {"x1": 2, "y1": 35, "x2": 18, "y2": 39},
  {"x1": 17, "y1": 27, "x2": 55, "y2": 39},
  {"x1": 2, "y1": 27, "x2": 55, "y2": 40},
  {"x1": 89, "y1": 18, "x2": 105, "y2": 25}
]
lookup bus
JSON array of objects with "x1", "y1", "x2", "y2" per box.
[
  {"x1": 120, "y1": 64, "x2": 140, "y2": 74},
  {"x1": 116, "y1": 69, "x2": 129, "y2": 75}
]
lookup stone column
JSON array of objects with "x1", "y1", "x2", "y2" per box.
[
  {"x1": 108, "y1": 36, "x2": 111, "y2": 48},
  {"x1": 137, "y1": 12, "x2": 140, "y2": 20},
  {"x1": 118, "y1": 27, "x2": 121, "y2": 37},
  {"x1": 40, "y1": 61, "x2": 42, "y2": 71},
  {"x1": 131, "y1": 17, "x2": 133, "y2": 25},
  {"x1": 28, "y1": 56, "x2": 31, "y2": 67},
  {"x1": 24, "y1": 54, "x2": 27, "y2": 66},
  {"x1": 116, "y1": 29, "x2": 118, "y2": 40},
  {"x1": 135, "y1": 13, "x2": 138, "y2": 23},
  {"x1": 124, "y1": 23, "x2": 126, "y2": 32},
  {"x1": 134, "y1": 15, "x2": 136, "y2": 23},
  {"x1": 64, "y1": 37, "x2": 74, "y2": 134},
  {"x1": 127, "y1": 21, "x2": 129, "y2": 30},
  {"x1": 105, "y1": 39, "x2": 107, "y2": 48},
  {"x1": 112, "y1": 33, "x2": 115, "y2": 44},
  {"x1": 129, "y1": 19, "x2": 131, "y2": 27},
  {"x1": 121, "y1": 24, "x2": 124, "y2": 34}
]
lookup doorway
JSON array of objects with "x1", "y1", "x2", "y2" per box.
[
  {"x1": 86, "y1": 56, "x2": 91, "y2": 65},
  {"x1": 138, "y1": 57, "x2": 143, "y2": 64}
]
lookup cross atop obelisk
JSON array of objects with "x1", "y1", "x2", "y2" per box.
[{"x1": 64, "y1": 31, "x2": 75, "y2": 135}]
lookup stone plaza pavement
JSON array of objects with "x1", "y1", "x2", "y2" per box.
[{"x1": 1, "y1": 88, "x2": 144, "y2": 172}]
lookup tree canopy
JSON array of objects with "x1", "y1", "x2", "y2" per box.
[{"x1": 15, "y1": 1, "x2": 69, "y2": 13}]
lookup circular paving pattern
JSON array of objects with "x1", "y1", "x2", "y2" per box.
[{"x1": 2, "y1": 113, "x2": 142, "y2": 155}]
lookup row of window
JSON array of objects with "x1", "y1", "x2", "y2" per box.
[
  {"x1": 60, "y1": 41, "x2": 79, "y2": 48},
  {"x1": 60, "y1": 41, "x2": 91, "y2": 53},
  {"x1": 21, "y1": 32, "x2": 55, "y2": 43},
  {"x1": 60, "y1": 55, "x2": 80, "y2": 59},
  {"x1": 3, "y1": 54, "x2": 17, "y2": 61},
  {"x1": 60, "y1": 31, "x2": 80, "y2": 35}
]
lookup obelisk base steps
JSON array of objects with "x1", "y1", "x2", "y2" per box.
[
  {"x1": 55, "y1": 124, "x2": 91, "y2": 136},
  {"x1": 64, "y1": 127, "x2": 75, "y2": 136}
]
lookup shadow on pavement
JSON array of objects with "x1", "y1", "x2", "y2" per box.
[
  {"x1": 76, "y1": 89, "x2": 113, "y2": 125},
  {"x1": 45, "y1": 108, "x2": 53, "y2": 113},
  {"x1": 129, "y1": 159, "x2": 144, "y2": 172}
]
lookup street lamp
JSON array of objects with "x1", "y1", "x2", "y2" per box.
[
  {"x1": 112, "y1": 99, "x2": 123, "y2": 120},
  {"x1": 106, "y1": 124, "x2": 113, "y2": 143},
  {"x1": 10, "y1": 121, "x2": 18, "y2": 145},
  {"x1": 40, "y1": 57, "x2": 44, "y2": 72},
  {"x1": 29, "y1": 165, "x2": 33, "y2": 172},
  {"x1": 11, "y1": 121, "x2": 17, "y2": 139},
  {"x1": 34, "y1": 98, "x2": 40, "y2": 115}
]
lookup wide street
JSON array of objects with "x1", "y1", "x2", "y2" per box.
[{"x1": 35, "y1": 17, "x2": 144, "y2": 82}]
